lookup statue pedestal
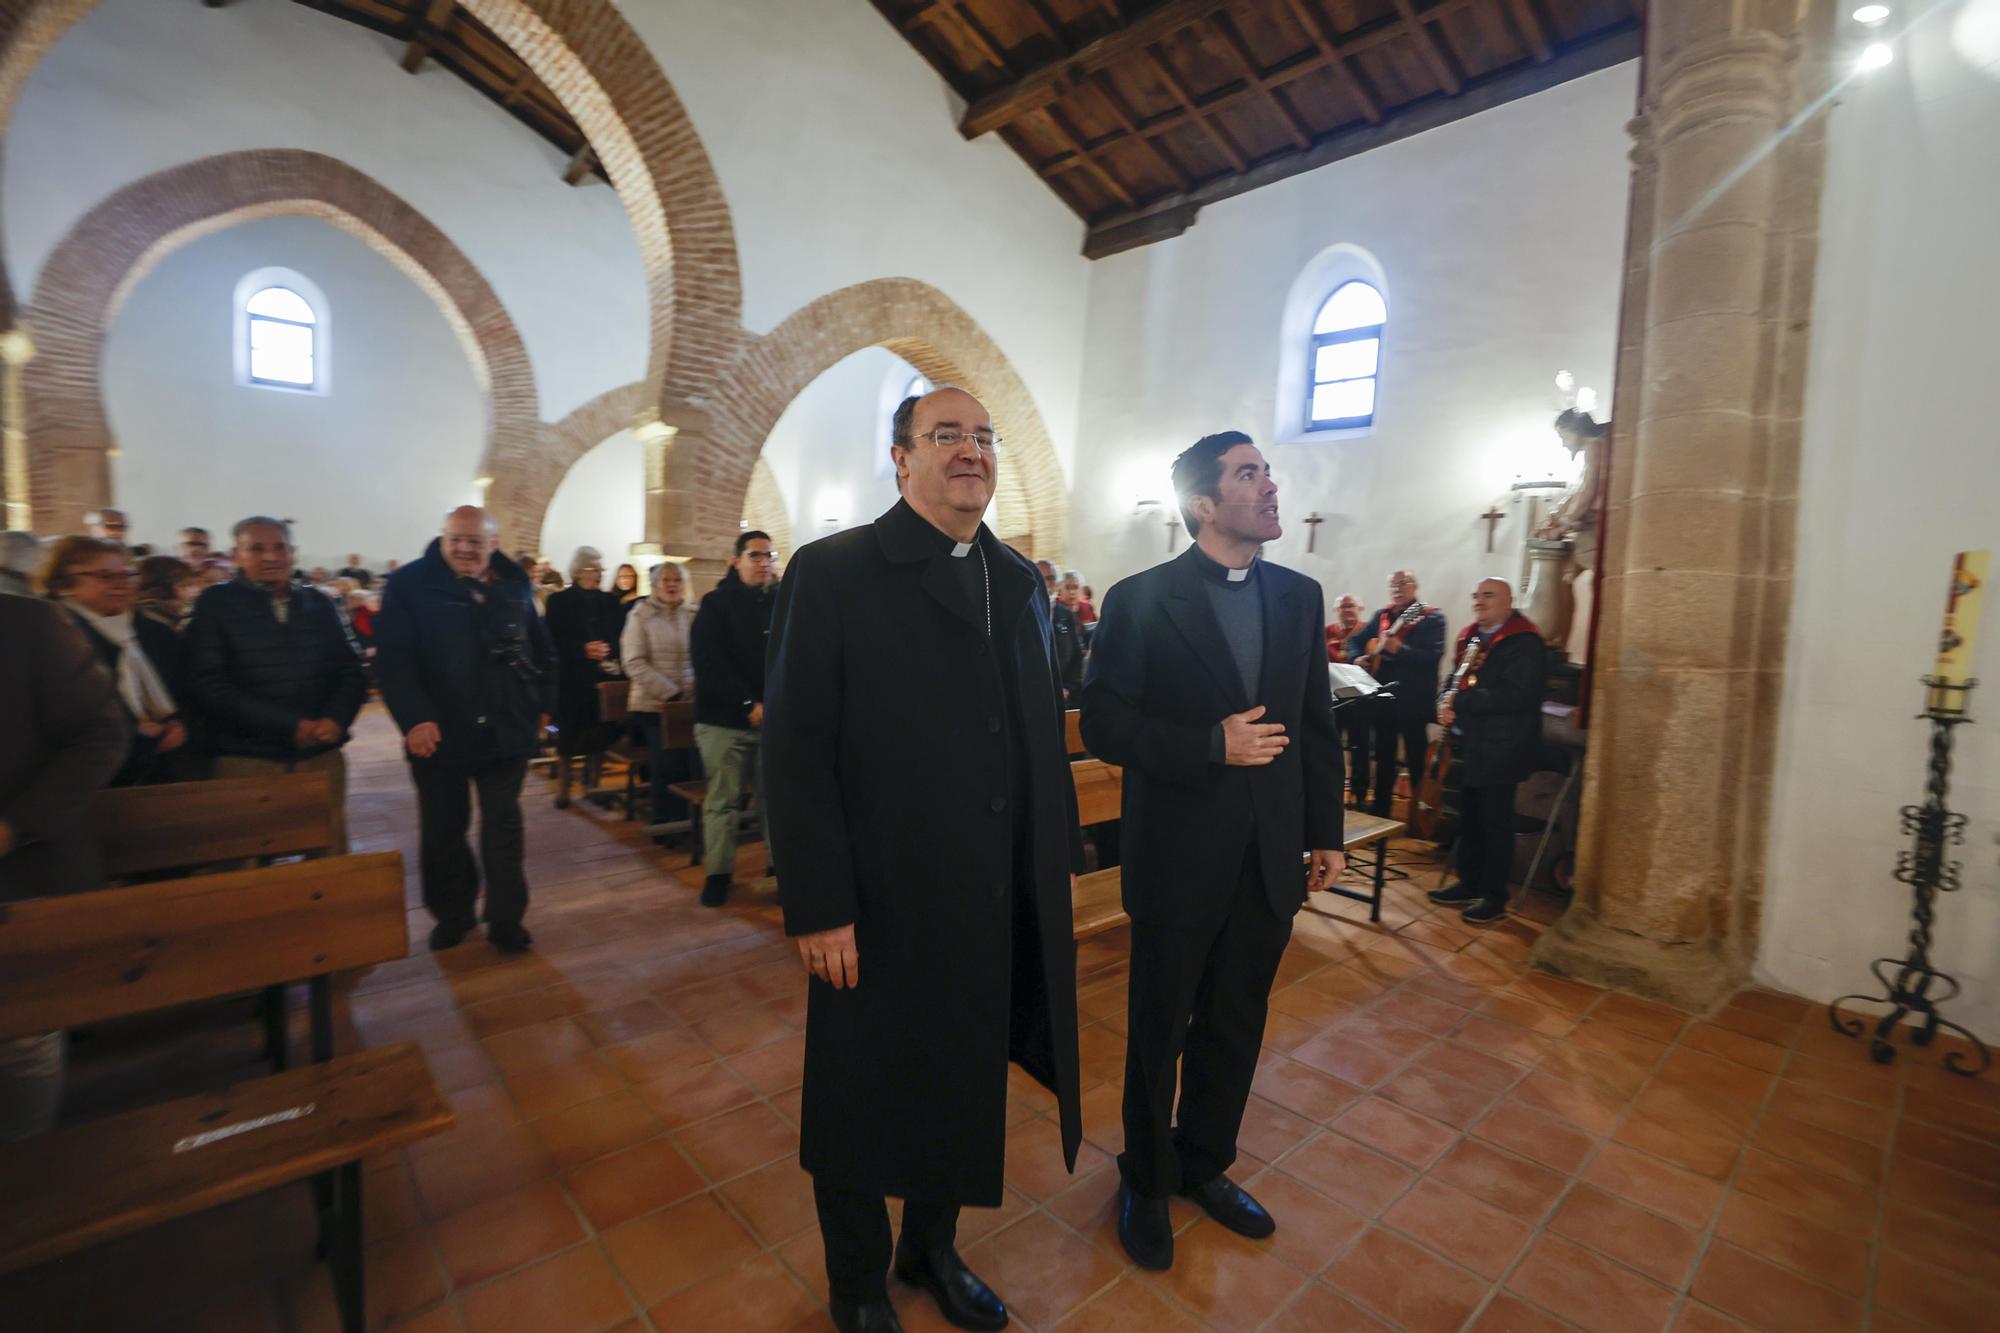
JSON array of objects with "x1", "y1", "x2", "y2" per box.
[{"x1": 1523, "y1": 539, "x2": 1574, "y2": 647}]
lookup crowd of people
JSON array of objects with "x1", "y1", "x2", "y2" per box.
[{"x1": 0, "y1": 388, "x2": 1547, "y2": 1333}]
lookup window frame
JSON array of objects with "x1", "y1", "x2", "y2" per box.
[
  {"x1": 233, "y1": 266, "x2": 331, "y2": 396},
  {"x1": 1305, "y1": 281, "x2": 1384, "y2": 432}
]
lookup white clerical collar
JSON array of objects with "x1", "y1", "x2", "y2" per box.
[
  {"x1": 951, "y1": 541, "x2": 973, "y2": 558},
  {"x1": 1226, "y1": 565, "x2": 1250, "y2": 583}
]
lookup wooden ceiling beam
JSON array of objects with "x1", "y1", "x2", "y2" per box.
[
  {"x1": 1082, "y1": 18, "x2": 1639, "y2": 257},
  {"x1": 1278, "y1": 0, "x2": 1381, "y2": 123},
  {"x1": 1505, "y1": 0, "x2": 1554, "y2": 62},
  {"x1": 1088, "y1": 69, "x2": 1193, "y2": 193},
  {"x1": 960, "y1": 0, "x2": 1236, "y2": 140},
  {"x1": 1142, "y1": 43, "x2": 1248, "y2": 173},
  {"x1": 911, "y1": 0, "x2": 1013, "y2": 74},
  {"x1": 1043, "y1": 104, "x2": 1137, "y2": 208},
  {"x1": 399, "y1": 0, "x2": 457, "y2": 76},
  {"x1": 562, "y1": 144, "x2": 597, "y2": 187},
  {"x1": 1206, "y1": 10, "x2": 1313, "y2": 150},
  {"x1": 1393, "y1": 0, "x2": 1462, "y2": 96}
]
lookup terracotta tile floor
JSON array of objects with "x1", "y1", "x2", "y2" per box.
[{"x1": 6, "y1": 703, "x2": 1998, "y2": 1331}]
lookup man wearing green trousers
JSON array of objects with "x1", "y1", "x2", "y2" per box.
[{"x1": 689, "y1": 530, "x2": 776, "y2": 906}]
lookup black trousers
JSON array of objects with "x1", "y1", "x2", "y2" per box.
[
  {"x1": 1120, "y1": 844, "x2": 1294, "y2": 1198},
  {"x1": 814, "y1": 1182, "x2": 960, "y2": 1306},
  {"x1": 1368, "y1": 709, "x2": 1429, "y2": 815},
  {"x1": 1337, "y1": 706, "x2": 1371, "y2": 805},
  {"x1": 1458, "y1": 781, "x2": 1519, "y2": 908},
  {"x1": 631, "y1": 712, "x2": 700, "y2": 824},
  {"x1": 410, "y1": 757, "x2": 530, "y2": 928}
]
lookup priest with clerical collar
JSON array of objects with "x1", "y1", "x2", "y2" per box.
[
  {"x1": 1080, "y1": 430, "x2": 1346, "y2": 1274},
  {"x1": 763, "y1": 385, "x2": 1084, "y2": 1333}
]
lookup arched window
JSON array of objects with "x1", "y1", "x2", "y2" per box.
[
  {"x1": 1306, "y1": 281, "x2": 1385, "y2": 430},
  {"x1": 234, "y1": 267, "x2": 329, "y2": 394}
]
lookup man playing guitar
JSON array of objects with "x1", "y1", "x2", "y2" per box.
[
  {"x1": 1326, "y1": 593, "x2": 1370, "y2": 806},
  {"x1": 1358, "y1": 571, "x2": 1447, "y2": 817},
  {"x1": 1428, "y1": 578, "x2": 1545, "y2": 924}
]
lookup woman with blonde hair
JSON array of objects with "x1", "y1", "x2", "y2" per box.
[
  {"x1": 621, "y1": 561, "x2": 700, "y2": 841},
  {"x1": 611, "y1": 562, "x2": 643, "y2": 614},
  {"x1": 42, "y1": 536, "x2": 186, "y2": 785}
]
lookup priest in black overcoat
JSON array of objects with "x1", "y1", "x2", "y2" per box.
[{"x1": 763, "y1": 386, "x2": 1084, "y2": 1333}]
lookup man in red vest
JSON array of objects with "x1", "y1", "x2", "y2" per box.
[{"x1": 1430, "y1": 578, "x2": 1546, "y2": 924}]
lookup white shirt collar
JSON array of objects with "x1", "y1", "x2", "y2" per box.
[{"x1": 950, "y1": 541, "x2": 973, "y2": 558}]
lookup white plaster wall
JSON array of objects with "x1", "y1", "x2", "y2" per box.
[
  {"x1": 103, "y1": 216, "x2": 485, "y2": 567},
  {"x1": 760, "y1": 348, "x2": 910, "y2": 541},
  {"x1": 620, "y1": 0, "x2": 1090, "y2": 480},
  {"x1": 1760, "y1": 7, "x2": 2000, "y2": 1037},
  {"x1": 9, "y1": 0, "x2": 648, "y2": 421},
  {"x1": 542, "y1": 429, "x2": 646, "y2": 574},
  {"x1": 1066, "y1": 64, "x2": 1637, "y2": 623}
]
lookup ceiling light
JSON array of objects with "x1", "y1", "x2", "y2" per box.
[
  {"x1": 1853, "y1": 5, "x2": 1891, "y2": 24},
  {"x1": 1858, "y1": 41, "x2": 1895, "y2": 71}
]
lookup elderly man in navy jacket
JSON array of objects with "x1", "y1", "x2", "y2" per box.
[
  {"x1": 184, "y1": 516, "x2": 366, "y2": 849},
  {"x1": 374, "y1": 506, "x2": 554, "y2": 954},
  {"x1": 1082, "y1": 431, "x2": 1345, "y2": 1274}
]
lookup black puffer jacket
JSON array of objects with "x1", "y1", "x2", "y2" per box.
[
  {"x1": 1450, "y1": 618, "x2": 1547, "y2": 787},
  {"x1": 689, "y1": 568, "x2": 774, "y2": 729},
  {"x1": 373, "y1": 542, "x2": 555, "y2": 765},
  {"x1": 183, "y1": 577, "x2": 367, "y2": 761}
]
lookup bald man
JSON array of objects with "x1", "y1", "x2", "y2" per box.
[
  {"x1": 1429, "y1": 578, "x2": 1546, "y2": 924},
  {"x1": 374, "y1": 506, "x2": 554, "y2": 952}
]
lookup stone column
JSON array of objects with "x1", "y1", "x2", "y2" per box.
[
  {"x1": 1532, "y1": 1, "x2": 1833, "y2": 1009},
  {"x1": 0, "y1": 323, "x2": 32, "y2": 530},
  {"x1": 639, "y1": 408, "x2": 727, "y2": 595}
]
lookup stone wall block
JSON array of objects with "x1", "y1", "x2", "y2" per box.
[
  {"x1": 1649, "y1": 221, "x2": 1768, "y2": 322},
  {"x1": 1620, "y1": 491, "x2": 1754, "y2": 580},
  {"x1": 1641, "y1": 314, "x2": 1763, "y2": 418}
]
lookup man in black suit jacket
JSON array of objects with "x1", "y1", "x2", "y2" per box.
[
  {"x1": 1358, "y1": 569, "x2": 1447, "y2": 815},
  {"x1": 1080, "y1": 431, "x2": 1346, "y2": 1273}
]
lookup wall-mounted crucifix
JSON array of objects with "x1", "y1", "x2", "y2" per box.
[
  {"x1": 1166, "y1": 513, "x2": 1183, "y2": 553},
  {"x1": 1480, "y1": 505, "x2": 1507, "y2": 553},
  {"x1": 1302, "y1": 512, "x2": 1325, "y2": 553}
]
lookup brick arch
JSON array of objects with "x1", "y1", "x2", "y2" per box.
[
  {"x1": 23, "y1": 149, "x2": 538, "y2": 534},
  {"x1": 501, "y1": 379, "x2": 649, "y2": 549},
  {"x1": 741, "y1": 454, "x2": 794, "y2": 563},
  {"x1": 701, "y1": 278, "x2": 1067, "y2": 560},
  {"x1": 0, "y1": 0, "x2": 742, "y2": 411}
]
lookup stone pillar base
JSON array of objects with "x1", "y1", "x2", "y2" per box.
[{"x1": 1528, "y1": 905, "x2": 1744, "y2": 1013}]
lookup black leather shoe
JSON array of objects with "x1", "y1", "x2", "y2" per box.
[
  {"x1": 1180, "y1": 1175, "x2": 1275, "y2": 1239},
  {"x1": 1427, "y1": 882, "x2": 1480, "y2": 905},
  {"x1": 1117, "y1": 1179, "x2": 1174, "y2": 1270},
  {"x1": 1461, "y1": 898, "x2": 1508, "y2": 925},
  {"x1": 487, "y1": 921, "x2": 533, "y2": 954},
  {"x1": 428, "y1": 920, "x2": 472, "y2": 951},
  {"x1": 893, "y1": 1244, "x2": 1007, "y2": 1331},
  {"x1": 828, "y1": 1298, "x2": 906, "y2": 1333},
  {"x1": 699, "y1": 874, "x2": 731, "y2": 907}
]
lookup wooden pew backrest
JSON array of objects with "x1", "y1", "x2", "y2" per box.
[
  {"x1": 1071, "y1": 759, "x2": 1123, "y2": 827},
  {"x1": 597, "y1": 678, "x2": 631, "y2": 724},
  {"x1": 90, "y1": 773, "x2": 335, "y2": 881},
  {"x1": 1064, "y1": 709, "x2": 1085, "y2": 756},
  {"x1": 0, "y1": 1040, "x2": 450, "y2": 1275},
  {"x1": 0, "y1": 852, "x2": 407, "y2": 1042},
  {"x1": 660, "y1": 699, "x2": 696, "y2": 749}
]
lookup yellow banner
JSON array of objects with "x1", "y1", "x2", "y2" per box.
[{"x1": 1935, "y1": 550, "x2": 1988, "y2": 686}]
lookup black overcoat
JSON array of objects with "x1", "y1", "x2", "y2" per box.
[
  {"x1": 763, "y1": 499, "x2": 1085, "y2": 1205},
  {"x1": 1079, "y1": 548, "x2": 1346, "y2": 923}
]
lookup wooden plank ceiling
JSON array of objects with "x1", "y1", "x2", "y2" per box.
[
  {"x1": 278, "y1": 0, "x2": 606, "y2": 185},
  {"x1": 872, "y1": 0, "x2": 1641, "y2": 256}
]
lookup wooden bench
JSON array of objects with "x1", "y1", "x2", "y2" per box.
[
  {"x1": 90, "y1": 772, "x2": 335, "y2": 881},
  {"x1": 1065, "y1": 749, "x2": 1406, "y2": 935},
  {"x1": 1064, "y1": 708, "x2": 1086, "y2": 757},
  {"x1": 0, "y1": 851, "x2": 448, "y2": 1331},
  {"x1": 88, "y1": 773, "x2": 340, "y2": 1066}
]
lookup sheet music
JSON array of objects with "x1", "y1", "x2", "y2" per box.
[{"x1": 1328, "y1": 664, "x2": 1384, "y2": 700}]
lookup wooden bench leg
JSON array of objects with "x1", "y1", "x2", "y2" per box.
[
  {"x1": 330, "y1": 1160, "x2": 365, "y2": 1333},
  {"x1": 554, "y1": 754, "x2": 572, "y2": 809},
  {"x1": 263, "y1": 985, "x2": 288, "y2": 1071},
  {"x1": 1371, "y1": 838, "x2": 1387, "y2": 924}
]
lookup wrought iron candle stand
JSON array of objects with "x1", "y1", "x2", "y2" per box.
[{"x1": 1829, "y1": 676, "x2": 1990, "y2": 1075}]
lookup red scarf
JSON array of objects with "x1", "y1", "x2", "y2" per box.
[{"x1": 1448, "y1": 611, "x2": 1540, "y2": 690}]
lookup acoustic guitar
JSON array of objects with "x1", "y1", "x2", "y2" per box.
[
  {"x1": 1411, "y1": 638, "x2": 1488, "y2": 842},
  {"x1": 1360, "y1": 601, "x2": 1428, "y2": 676}
]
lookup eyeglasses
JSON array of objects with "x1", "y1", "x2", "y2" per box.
[
  {"x1": 742, "y1": 552, "x2": 775, "y2": 562},
  {"x1": 77, "y1": 568, "x2": 135, "y2": 582},
  {"x1": 913, "y1": 428, "x2": 1002, "y2": 454}
]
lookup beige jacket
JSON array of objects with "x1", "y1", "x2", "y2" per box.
[{"x1": 620, "y1": 598, "x2": 696, "y2": 713}]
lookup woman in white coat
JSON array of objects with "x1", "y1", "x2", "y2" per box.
[{"x1": 620, "y1": 561, "x2": 700, "y2": 839}]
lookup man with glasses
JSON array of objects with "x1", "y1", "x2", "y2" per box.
[
  {"x1": 689, "y1": 530, "x2": 778, "y2": 907},
  {"x1": 84, "y1": 507, "x2": 130, "y2": 549},
  {"x1": 765, "y1": 387, "x2": 1083, "y2": 1333},
  {"x1": 374, "y1": 506, "x2": 553, "y2": 952},
  {"x1": 1360, "y1": 569, "x2": 1446, "y2": 816},
  {"x1": 184, "y1": 516, "x2": 367, "y2": 849},
  {"x1": 177, "y1": 527, "x2": 211, "y2": 564}
]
